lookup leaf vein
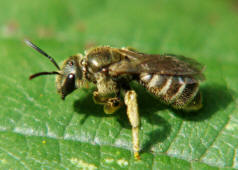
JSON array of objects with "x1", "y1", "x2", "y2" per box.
[
  {"x1": 165, "y1": 120, "x2": 183, "y2": 152},
  {"x1": 198, "y1": 116, "x2": 230, "y2": 161},
  {"x1": 0, "y1": 147, "x2": 31, "y2": 170}
]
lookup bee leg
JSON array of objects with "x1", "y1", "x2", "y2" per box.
[
  {"x1": 124, "y1": 90, "x2": 140, "y2": 160},
  {"x1": 93, "y1": 91, "x2": 108, "y2": 104},
  {"x1": 103, "y1": 97, "x2": 123, "y2": 114},
  {"x1": 93, "y1": 91, "x2": 123, "y2": 114}
]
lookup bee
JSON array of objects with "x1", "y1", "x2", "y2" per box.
[{"x1": 25, "y1": 40, "x2": 205, "y2": 160}]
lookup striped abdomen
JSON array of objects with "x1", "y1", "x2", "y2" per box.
[{"x1": 139, "y1": 73, "x2": 202, "y2": 111}]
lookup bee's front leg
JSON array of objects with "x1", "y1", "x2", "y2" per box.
[
  {"x1": 93, "y1": 91, "x2": 123, "y2": 114},
  {"x1": 124, "y1": 90, "x2": 140, "y2": 160},
  {"x1": 104, "y1": 97, "x2": 123, "y2": 114}
]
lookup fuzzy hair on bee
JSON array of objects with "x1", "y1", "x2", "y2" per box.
[{"x1": 25, "y1": 40, "x2": 205, "y2": 160}]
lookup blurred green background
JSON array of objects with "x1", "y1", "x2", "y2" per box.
[{"x1": 0, "y1": 0, "x2": 238, "y2": 169}]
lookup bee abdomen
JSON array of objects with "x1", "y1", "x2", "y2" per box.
[
  {"x1": 140, "y1": 73, "x2": 172, "y2": 96},
  {"x1": 139, "y1": 73, "x2": 200, "y2": 110},
  {"x1": 171, "y1": 79, "x2": 199, "y2": 108}
]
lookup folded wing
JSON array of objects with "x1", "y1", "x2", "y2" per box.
[{"x1": 109, "y1": 50, "x2": 205, "y2": 81}]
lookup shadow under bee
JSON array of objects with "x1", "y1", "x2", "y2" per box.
[
  {"x1": 172, "y1": 84, "x2": 234, "y2": 121},
  {"x1": 73, "y1": 83, "x2": 233, "y2": 154},
  {"x1": 73, "y1": 85, "x2": 171, "y2": 153},
  {"x1": 73, "y1": 86, "x2": 169, "y2": 125},
  {"x1": 73, "y1": 89, "x2": 106, "y2": 124},
  {"x1": 133, "y1": 83, "x2": 171, "y2": 153}
]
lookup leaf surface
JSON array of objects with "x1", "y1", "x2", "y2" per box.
[{"x1": 0, "y1": 0, "x2": 238, "y2": 169}]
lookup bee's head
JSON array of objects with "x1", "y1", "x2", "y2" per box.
[
  {"x1": 56, "y1": 55, "x2": 86, "y2": 100},
  {"x1": 25, "y1": 40, "x2": 87, "y2": 100}
]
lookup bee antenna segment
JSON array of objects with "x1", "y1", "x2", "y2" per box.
[
  {"x1": 24, "y1": 39, "x2": 60, "y2": 70},
  {"x1": 29, "y1": 71, "x2": 60, "y2": 80}
]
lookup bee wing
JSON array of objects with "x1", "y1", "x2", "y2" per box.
[{"x1": 109, "y1": 50, "x2": 205, "y2": 81}]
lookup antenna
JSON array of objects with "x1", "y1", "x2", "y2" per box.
[
  {"x1": 29, "y1": 71, "x2": 60, "y2": 80},
  {"x1": 25, "y1": 39, "x2": 60, "y2": 70}
]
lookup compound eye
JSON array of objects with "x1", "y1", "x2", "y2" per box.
[{"x1": 61, "y1": 73, "x2": 76, "y2": 100}]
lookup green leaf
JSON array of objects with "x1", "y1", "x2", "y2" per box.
[{"x1": 1, "y1": 0, "x2": 238, "y2": 169}]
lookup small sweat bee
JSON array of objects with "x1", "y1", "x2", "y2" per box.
[{"x1": 25, "y1": 40, "x2": 205, "y2": 160}]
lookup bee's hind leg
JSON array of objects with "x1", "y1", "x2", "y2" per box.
[{"x1": 124, "y1": 90, "x2": 140, "y2": 160}]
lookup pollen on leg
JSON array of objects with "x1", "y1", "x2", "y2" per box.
[
  {"x1": 104, "y1": 97, "x2": 123, "y2": 114},
  {"x1": 124, "y1": 90, "x2": 140, "y2": 160}
]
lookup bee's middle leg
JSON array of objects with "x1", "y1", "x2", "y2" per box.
[{"x1": 93, "y1": 91, "x2": 123, "y2": 114}]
